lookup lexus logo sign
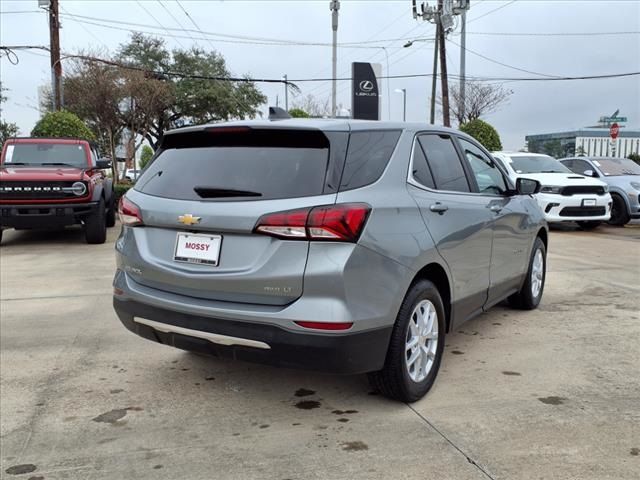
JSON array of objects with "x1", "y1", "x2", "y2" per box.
[{"x1": 359, "y1": 80, "x2": 374, "y2": 92}]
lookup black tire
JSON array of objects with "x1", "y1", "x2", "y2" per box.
[
  {"x1": 608, "y1": 194, "x2": 630, "y2": 226},
  {"x1": 577, "y1": 221, "x2": 601, "y2": 230},
  {"x1": 367, "y1": 279, "x2": 446, "y2": 402},
  {"x1": 106, "y1": 193, "x2": 116, "y2": 228},
  {"x1": 509, "y1": 237, "x2": 546, "y2": 310},
  {"x1": 85, "y1": 197, "x2": 107, "y2": 244},
  {"x1": 0, "y1": 229, "x2": 3, "y2": 245}
]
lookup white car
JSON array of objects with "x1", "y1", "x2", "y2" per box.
[
  {"x1": 492, "y1": 152, "x2": 612, "y2": 229},
  {"x1": 124, "y1": 169, "x2": 141, "y2": 182}
]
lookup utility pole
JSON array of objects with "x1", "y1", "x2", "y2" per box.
[
  {"x1": 430, "y1": 26, "x2": 439, "y2": 124},
  {"x1": 48, "y1": 0, "x2": 62, "y2": 110},
  {"x1": 459, "y1": 6, "x2": 467, "y2": 123},
  {"x1": 437, "y1": 0, "x2": 450, "y2": 127},
  {"x1": 330, "y1": 0, "x2": 340, "y2": 118},
  {"x1": 283, "y1": 74, "x2": 288, "y2": 111}
]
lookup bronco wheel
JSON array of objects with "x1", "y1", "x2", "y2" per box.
[
  {"x1": 577, "y1": 221, "x2": 601, "y2": 230},
  {"x1": 509, "y1": 237, "x2": 546, "y2": 310},
  {"x1": 608, "y1": 194, "x2": 630, "y2": 226},
  {"x1": 106, "y1": 193, "x2": 116, "y2": 228},
  {"x1": 85, "y1": 197, "x2": 107, "y2": 244},
  {"x1": 368, "y1": 279, "x2": 445, "y2": 402}
]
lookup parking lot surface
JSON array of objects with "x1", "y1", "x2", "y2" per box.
[{"x1": 1, "y1": 224, "x2": 639, "y2": 479}]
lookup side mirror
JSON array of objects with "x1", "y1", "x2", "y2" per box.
[
  {"x1": 96, "y1": 159, "x2": 112, "y2": 169},
  {"x1": 516, "y1": 177, "x2": 541, "y2": 195},
  {"x1": 583, "y1": 169, "x2": 596, "y2": 178}
]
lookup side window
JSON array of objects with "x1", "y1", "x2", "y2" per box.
[
  {"x1": 458, "y1": 138, "x2": 507, "y2": 195},
  {"x1": 410, "y1": 139, "x2": 435, "y2": 189},
  {"x1": 573, "y1": 159, "x2": 594, "y2": 176},
  {"x1": 561, "y1": 159, "x2": 575, "y2": 171},
  {"x1": 340, "y1": 130, "x2": 402, "y2": 191},
  {"x1": 417, "y1": 134, "x2": 470, "y2": 192}
]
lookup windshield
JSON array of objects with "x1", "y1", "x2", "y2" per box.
[
  {"x1": 592, "y1": 158, "x2": 640, "y2": 176},
  {"x1": 508, "y1": 155, "x2": 572, "y2": 174},
  {"x1": 2, "y1": 143, "x2": 88, "y2": 167}
]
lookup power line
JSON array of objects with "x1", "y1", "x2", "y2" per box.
[
  {"x1": 467, "y1": 0, "x2": 518, "y2": 24},
  {"x1": 134, "y1": 0, "x2": 185, "y2": 49},
  {"x1": 446, "y1": 37, "x2": 562, "y2": 79},
  {"x1": 3, "y1": 46, "x2": 638, "y2": 84},
  {"x1": 174, "y1": 0, "x2": 217, "y2": 51},
  {"x1": 156, "y1": 0, "x2": 200, "y2": 46}
]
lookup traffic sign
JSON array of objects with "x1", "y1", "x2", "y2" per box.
[{"x1": 610, "y1": 123, "x2": 619, "y2": 140}]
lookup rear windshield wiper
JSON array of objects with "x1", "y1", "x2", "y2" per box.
[
  {"x1": 3, "y1": 162, "x2": 29, "y2": 166},
  {"x1": 194, "y1": 186, "x2": 263, "y2": 198}
]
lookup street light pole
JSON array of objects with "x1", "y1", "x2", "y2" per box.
[
  {"x1": 330, "y1": 0, "x2": 340, "y2": 118},
  {"x1": 395, "y1": 89, "x2": 407, "y2": 121},
  {"x1": 403, "y1": 38, "x2": 436, "y2": 123},
  {"x1": 283, "y1": 74, "x2": 288, "y2": 111}
]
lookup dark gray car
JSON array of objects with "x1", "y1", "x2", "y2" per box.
[
  {"x1": 559, "y1": 156, "x2": 640, "y2": 225},
  {"x1": 113, "y1": 119, "x2": 548, "y2": 402}
]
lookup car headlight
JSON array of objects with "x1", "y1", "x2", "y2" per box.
[
  {"x1": 630, "y1": 181, "x2": 640, "y2": 191},
  {"x1": 540, "y1": 186, "x2": 562, "y2": 194},
  {"x1": 603, "y1": 184, "x2": 609, "y2": 193}
]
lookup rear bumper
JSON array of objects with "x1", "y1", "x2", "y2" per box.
[
  {"x1": 113, "y1": 296, "x2": 392, "y2": 374},
  {"x1": 0, "y1": 202, "x2": 98, "y2": 229}
]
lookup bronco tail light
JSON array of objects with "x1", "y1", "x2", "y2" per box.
[
  {"x1": 118, "y1": 196, "x2": 143, "y2": 226},
  {"x1": 254, "y1": 203, "x2": 370, "y2": 242}
]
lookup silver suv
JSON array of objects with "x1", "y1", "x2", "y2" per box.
[{"x1": 113, "y1": 120, "x2": 548, "y2": 402}]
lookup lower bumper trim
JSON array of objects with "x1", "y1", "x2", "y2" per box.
[
  {"x1": 134, "y1": 317, "x2": 271, "y2": 350},
  {"x1": 114, "y1": 297, "x2": 392, "y2": 375}
]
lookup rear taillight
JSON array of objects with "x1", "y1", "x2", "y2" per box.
[
  {"x1": 254, "y1": 203, "x2": 370, "y2": 242},
  {"x1": 118, "y1": 196, "x2": 143, "y2": 226}
]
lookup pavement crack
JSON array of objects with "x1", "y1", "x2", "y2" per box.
[{"x1": 406, "y1": 403, "x2": 496, "y2": 480}]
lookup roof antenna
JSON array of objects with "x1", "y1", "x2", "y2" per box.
[{"x1": 269, "y1": 106, "x2": 291, "y2": 120}]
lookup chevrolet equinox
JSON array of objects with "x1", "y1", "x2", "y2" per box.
[{"x1": 113, "y1": 120, "x2": 548, "y2": 402}]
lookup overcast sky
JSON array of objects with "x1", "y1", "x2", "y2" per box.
[{"x1": 1, "y1": 0, "x2": 639, "y2": 149}]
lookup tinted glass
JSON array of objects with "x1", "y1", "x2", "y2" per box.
[
  {"x1": 3, "y1": 143, "x2": 87, "y2": 167},
  {"x1": 591, "y1": 158, "x2": 640, "y2": 176},
  {"x1": 459, "y1": 138, "x2": 507, "y2": 195},
  {"x1": 411, "y1": 139, "x2": 435, "y2": 189},
  {"x1": 339, "y1": 130, "x2": 402, "y2": 191},
  {"x1": 571, "y1": 159, "x2": 593, "y2": 175},
  {"x1": 137, "y1": 133, "x2": 330, "y2": 201},
  {"x1": 418, "y1": 134, "x2": 470, "y2": 192},
  {"x1": 508, "y1": 155, "x2": 571, "y2": 174}
]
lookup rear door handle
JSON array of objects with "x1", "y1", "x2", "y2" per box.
[
  {"x1": 490, "y1": 205, "x2": 503, "y2": 213},
  {"x1": 429, "y1": 203, "x2": 449, "y2": 214}
]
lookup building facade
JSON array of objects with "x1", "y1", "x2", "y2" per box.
[{"x1": 525, "y1": 129, "x2": 640, "y2": 158}]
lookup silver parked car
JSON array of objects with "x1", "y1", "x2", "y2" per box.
[
  {"x1": 559, "y1": 156, "x2": 640, "y2": 226},
  {"x1": 113, "y1": 120, "x2": 548, "y2": 402}
]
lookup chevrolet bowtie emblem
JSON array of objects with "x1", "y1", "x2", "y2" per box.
[{"x1": 178, "y1": 214, "x2": 201, "y2": 226}]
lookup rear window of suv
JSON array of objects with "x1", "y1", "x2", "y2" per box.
[{"x1": 136, "y1": 128, "x2": 331, "y2": 201}]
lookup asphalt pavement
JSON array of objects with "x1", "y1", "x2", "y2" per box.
[{"x1": 1, "y1": 223, "x2": 639, "y2": 479}]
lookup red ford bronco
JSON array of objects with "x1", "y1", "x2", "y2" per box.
[{"x1": 0, "y1": 138, "x2": 116, "y2": 244}]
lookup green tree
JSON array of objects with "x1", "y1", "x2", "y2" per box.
[
  {"x1": 526, "y1": 139, "x2": 541, "y2": 153},
  {"x1": 541, "y1": 139, "x2": 563, "y2": 158},
  {"x1": 117, "y1": 33, "x2": 266, "y2": 148},
  {"x1": 139, "y1": 144, "x2": 154, "y2": 169},
  {"x1": 628, "y1": 152, "x2": 640, "y2": 165},
  {"x1": 31, "y1": 110, "x2": 95, "y2": 141},
  {"x1": 459, "y1": 119, "x2": 502, "y2": 151},
  {"x1": 0, "y1": 84, "x2": 19, "y2": 150},
  {"x1": 288, "y1": 108, "x2": 310, "y2": 118}
]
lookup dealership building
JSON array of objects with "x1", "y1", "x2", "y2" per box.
[{"x1": 525, "y1": 113, "x2": 640, "y2": 158}]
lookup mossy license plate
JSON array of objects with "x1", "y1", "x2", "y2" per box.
[{"x1": 174, "y1": 233, "x2": 221, "y2": 266}]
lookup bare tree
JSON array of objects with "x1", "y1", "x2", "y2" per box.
[
  {"x1": 292, "y1": 94, "x2": 331, "y2": 118},
  {"x1": 439, "y1": 82, "x2": 513, "y2": 125}
]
